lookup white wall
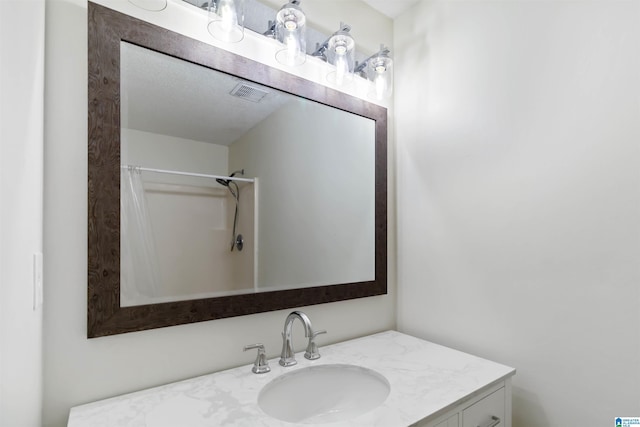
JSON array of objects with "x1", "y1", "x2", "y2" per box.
[
  {"x1": 43, "y1": 1, "x2": 394, "y2": 426},
  {"x1": 121, "y1": 129, "x2": 255, "y2": 305},
  {"x1": 122, "y1": 129, "x2": 230, "y2": 180},
  {"x1": 395, "y1": 1, "x2": 640, "y2": 426},
  {"x1": 229, "y1": 100, "x2": 376, "y2": 290},
  {"x1": 0, "y1": 1, "x2": 45, "y2": 426}
]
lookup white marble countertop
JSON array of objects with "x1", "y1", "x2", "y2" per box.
[{"x1": 68, "y1": 331, "x2": 515, "y2": 427}]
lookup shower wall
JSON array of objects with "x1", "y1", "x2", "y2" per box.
[
  {"x1": 230, "y1": 180, "x2": 256, "y2": 291},
  {"x1": 229, "y1": 99, "x2": 376, "y2": 290},
  {"x1": 121, "y1": 128, "x2": 255, "y2": 305}
]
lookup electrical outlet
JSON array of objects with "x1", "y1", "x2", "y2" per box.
[{"x1": 33, "y1": 252, "x2": 43, "y2": 310}]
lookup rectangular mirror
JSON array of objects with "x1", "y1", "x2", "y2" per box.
[
  {"x1": 120, "y1": 42, "x2": 376, "y2": 306},
  {"x1": 88, "y1": 2, "x2": 387, "y2": 337}
]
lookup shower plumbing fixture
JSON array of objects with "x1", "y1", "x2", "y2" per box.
[{"x1": 216, "y1": 169, "x2": 245, "y2": 252}]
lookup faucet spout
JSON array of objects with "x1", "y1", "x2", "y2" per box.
[{"x1": 279, "y1": 311, "x2": 313, "y2": 367}]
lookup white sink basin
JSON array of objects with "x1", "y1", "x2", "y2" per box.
[{"x1": 258, "y1": 364, "x2": 390, "y2": 424}]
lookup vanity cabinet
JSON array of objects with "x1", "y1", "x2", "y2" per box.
[
  {"x1": 416, "y1": 381, "x2": 511, "y2": 427},
  {"x1": 68, "y1": 331, "x2": 515, "y2": 427},
  {"x1": 432, "y1": 414, "x2": 459, "y2": 427},
  {"x1": 462, "y1": 386, "x2": 506, "y2": 427}
]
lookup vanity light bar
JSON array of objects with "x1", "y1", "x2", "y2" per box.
[{"x1": 120, "y1": 165, "x2": 255, "y2": 183}]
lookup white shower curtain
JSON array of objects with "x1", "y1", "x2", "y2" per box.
[{"x1": 121, "y1": 166, "x2": 160, "y2": 304}]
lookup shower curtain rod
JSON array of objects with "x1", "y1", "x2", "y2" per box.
[{"x1": 120, "y1": 165, "x2": 255, "y2": 183}]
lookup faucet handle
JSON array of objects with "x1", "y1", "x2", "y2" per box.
[
  {"x1": 304, "y1": 329, "x2": 327, "y2": 360},
  {"x1": 243, "y1": 343, "x2": 271, "y2": 374}
]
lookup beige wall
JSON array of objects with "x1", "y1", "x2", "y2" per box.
[
  {"x1": 395, "y1": 1, "x2": 640, "y2": 426},
  {"x1": 43, "y1": 1, "x2": 394, "y2": 426}
]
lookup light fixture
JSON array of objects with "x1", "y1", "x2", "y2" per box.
[
  {"x1": 355, "y1": 45, "x2": 393, "y2": 100},
  {"x1": 275, "y1": 0, "x2": 307, "y2": 66},
  {"x1": 208, "y1": 0, "x2": 245, "y2": 43},
  {"x1": 324, "y1": 23, "x2": 355, "y2": 86},
  {"x1": 311, "y1": 24, "x2": 355, "y2": 85}
]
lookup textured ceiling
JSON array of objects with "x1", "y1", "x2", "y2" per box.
[{"x1": 121, "y1": 42, "x2": 292, "y2": 146}]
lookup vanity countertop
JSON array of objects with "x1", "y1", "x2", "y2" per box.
[{"x1": 68, "y1": 331, "x2": 515, "y2": 427}]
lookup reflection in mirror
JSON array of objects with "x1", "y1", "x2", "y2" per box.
[
  {"x1": 87, "y1": 2, "x2": 386, "y2": 337},
  {"x1": 119, "y1": 42, "x2": 375, "y2": 307}
]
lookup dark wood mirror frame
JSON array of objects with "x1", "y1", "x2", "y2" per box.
[{"x1": 87, "y1": 2, "x2": 387, "y2": 338}]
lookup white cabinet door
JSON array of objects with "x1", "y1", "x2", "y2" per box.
[
  {"x1": 461, "y1": 387, "x2": 505, "y2": 427},
  {"x1": 434, "y1": 413, "x2": 459, "y2": 427}
]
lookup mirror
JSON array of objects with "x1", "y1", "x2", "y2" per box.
[
  {"x1": 88, "y1": 2, "x2": 387, "y2": 337},
  {"x1": 120, "y1": 42, "x2": 376, "y2": 306}
]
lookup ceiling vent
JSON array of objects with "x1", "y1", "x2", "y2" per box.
[{"x1": 229, "y1": 83, "x2": 269, "y2": 103}]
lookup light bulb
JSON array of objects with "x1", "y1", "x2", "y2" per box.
[
  {"x1": 331, "y1": 39, "x2": 351, "y2": 86},
  {"x1": 284, "y1": 30, "x2": 300, "y2": 65},
  {"x1": 374, "y1": 69, "x2": 386, "y2": 100},
  {"x1": 219, "y1": 0, "x2": 238, "y2": 32},
  {"x1": 275, "y1": 1, "x2": 306, "y2": 66},
  {"x1": 326, "y1": 28, "x2": 354, "y2": 86},
  {"x1": 208, "y1": 0, "x2": 244, "y2": 42},
  {"x1": 368, "y1": 49, "x2": 392, "y2": 100},
  {"x1": 284, "y1": 14, "x2": 298, "y2": 30},
  {"x1": 335, "y1": 52, "x2": 348, "y2": 86}
]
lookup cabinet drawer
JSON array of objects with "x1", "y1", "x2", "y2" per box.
[{"x1": 461, "y1": 387, "x2": 505, "y2": 427}]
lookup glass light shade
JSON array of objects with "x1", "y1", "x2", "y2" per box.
[
  {"x1": 367, "y1": 51, "x2": 393, "y2": 100},
  {"x1": 326, "y1": 30, "x2": 355, "y2": 86},
  {"x1": 208, "y1": 0, "x2": 245, "y2": 43},
  {"x1": 275, "y1": 1, "x2": 307, "y2": 66}
]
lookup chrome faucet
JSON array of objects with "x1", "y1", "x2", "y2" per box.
[
  {"x1": 243, "y1": 343, "x2": 271, "y2": 374},
  {"x1": 279, "y1": 311, "x2": 326, "y2": 367}
]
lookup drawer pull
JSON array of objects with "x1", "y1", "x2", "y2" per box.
[{"x1": 477, "y1": 415, "x2": 500, "y2": 427}]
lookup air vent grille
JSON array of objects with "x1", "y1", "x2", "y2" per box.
[{"x1": 229, "y1": 83, "x2": 268, "y2": 103}]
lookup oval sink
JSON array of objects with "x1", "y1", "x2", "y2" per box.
[{"x1": 258, "y1": 364, "x2": 390, "y2": 424}]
